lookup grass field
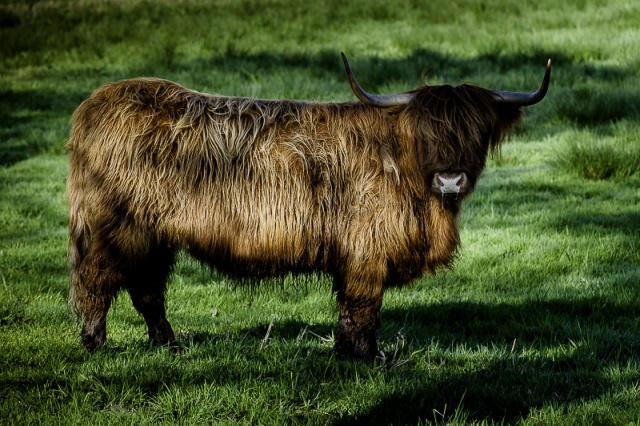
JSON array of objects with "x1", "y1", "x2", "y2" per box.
[{"x1": 1, "y1": 0, "x2": 639, "y2": 424}]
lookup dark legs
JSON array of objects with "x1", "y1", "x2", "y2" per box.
[
  {"x1": 334, "y1": 277, "x2": 384, "y2": 361},
  {"x1": 73, "y1": 235, "x2": 385, "y2": 360},
  {"x1": 74, "y1": 248, "x2": 125, "y2": 352},
  {"x1": 72, "y1": 242, "x2": 176, "y2": 351},
  {"x1": 126, "y1": 250, "x2": 177, "y2": 346}
]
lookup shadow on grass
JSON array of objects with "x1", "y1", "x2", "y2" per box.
[
  {"x1": 0, "y1": 88, "x2": 84, "y2": 166},
  {"x1": 356, "y1": 297, "x2": 638, "y2": 423},
  {"x1": 89, "y1": 295, "x2": 638, "y2": 424},
  {"x1": 555, "y1": 211, "x2": 640, "y2": 237},
  {"x1": 471, "y1": 175, "x2": 640, "y2": 237},
  {"x1": 15, "y1": 268, "x2": 636, "y2": 424}
]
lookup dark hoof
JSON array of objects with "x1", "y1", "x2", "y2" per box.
[
  {"x1": 148, "y1": 321, "x2": 175, "y2": 345},
  {"x1": 81, "y1": 332, "x2": 105, "y2": 352},
  {"x1": 148, "y1": 324, "x2": 180, "y2": 352},
  {"x1": 334, "y1": 337, "x2": 378, "y2": 362}
]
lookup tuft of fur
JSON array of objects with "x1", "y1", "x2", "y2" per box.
[{"x1": 67, "y1": 77, "x2": 523, "y2": 358}]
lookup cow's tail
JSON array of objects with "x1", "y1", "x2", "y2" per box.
[{"x1": 66, "y1": 116, "x2": 92, "y2": 317}]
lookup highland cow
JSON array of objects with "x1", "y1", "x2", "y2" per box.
[{"x1": 67, "y1": 53, "x2": 550, "y2": 360}]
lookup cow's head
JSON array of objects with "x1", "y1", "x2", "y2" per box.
[{"x1": 342, "y1": 53, "x2": 551, "y2": 198}]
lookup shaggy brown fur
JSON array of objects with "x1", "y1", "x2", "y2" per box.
[{"x1": 67, "y1": 74, "x2": 525, "y2": 360}]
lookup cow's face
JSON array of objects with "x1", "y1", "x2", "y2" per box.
[
  {"x1": 411, "y1": 84, "x2": 523, "y2": 199},
  {"x1": 340, "y1": 52, "x2": 550, "y2": 200}
]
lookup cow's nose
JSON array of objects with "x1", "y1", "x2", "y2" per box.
[{"x1": 431, "y1": 172, "x2": 469, "y2": 195}]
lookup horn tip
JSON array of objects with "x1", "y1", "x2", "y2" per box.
[{"x1": 341, "y1": 52, "x2": 349, "y2": 68}]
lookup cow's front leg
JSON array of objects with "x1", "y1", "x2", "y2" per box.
[
  {"x1": 334, "y1": 282, "x2": 383, "y2": 361},
  {"x1": 125, "y1": 249, "x2": 177, "y2": 346}
]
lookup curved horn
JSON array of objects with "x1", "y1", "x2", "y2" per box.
[
  {"x1": 492, "y1": 59, "x2": 551, "y2": 106},
  {"x1": 341, "y1": 52, "x2": 413, "y2": 107}
]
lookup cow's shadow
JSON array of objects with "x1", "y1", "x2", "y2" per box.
[
  {"x1": 370, "y1": 298, "x2": 638, "y2": 423},
  {"x1": 147, "y1": 287, "x2": 638, "y2": 424}
]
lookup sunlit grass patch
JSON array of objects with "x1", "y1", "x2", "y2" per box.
[{"x1": 553, "y1": 123, "x2": 640, "y2": 179}]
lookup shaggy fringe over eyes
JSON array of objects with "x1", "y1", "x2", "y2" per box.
[{"x1": 413, "y1": 83, "x2": 523, "y2": 153}]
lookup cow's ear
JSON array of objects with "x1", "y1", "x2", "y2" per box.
[{"x1": 489, "y1": 104, "x2": 524, "y2": 150}]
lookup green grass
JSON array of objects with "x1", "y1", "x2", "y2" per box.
[
  {"x1": 1, "y1": 0, "x2": 640, "y2": 424},
  {"x1": 553, "y1": 122, "x2": 640, "y2": 179}
]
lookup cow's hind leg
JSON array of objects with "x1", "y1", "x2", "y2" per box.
[
  {"x1": 125, "y1": 248, "x2": 177, "y2": 346},
  {"x1": 71, "y1": 247, "x2": 126, "y2": 352},
  {"x1": 334, "y1": 276, "x2": 383, "y2": 361}
]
